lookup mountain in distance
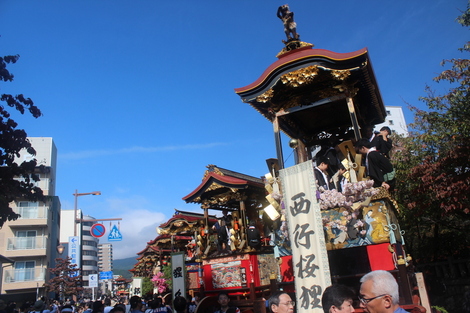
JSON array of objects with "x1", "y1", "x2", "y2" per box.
[{"x1": 112, "y1": 256, "x2": 137, "y2": 279}]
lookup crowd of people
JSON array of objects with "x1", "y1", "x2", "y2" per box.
[
  {"x1": 1, "y1": 269, "x2": 452, "y2": 313},
  {"x1": 0, "y1": 293, "x2": 203, "y2": 313}
]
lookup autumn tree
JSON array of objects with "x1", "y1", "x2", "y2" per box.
[
  {"x1": 44, "y1": 257, "x2": 83, "y2": 299},
  {"x1": 0, "y1": 54, "x2": 44, "y2": 227},
  {"x1": 392, "y1": 4, "x2": 470, "y2": 262}
]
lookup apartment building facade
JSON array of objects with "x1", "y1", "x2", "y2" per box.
[
  {"x1": 98, "y1": 243, "x2": 113, "y2": 272},
  {"x1": 0, "y1": 137, "x2": 61, "y2": 301}
]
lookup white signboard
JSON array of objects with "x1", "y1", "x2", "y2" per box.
[
  {"x1": 68, "y1": 236, "x2": 81, "y2": 277},
  {"x1": 280, "y1": 161, "x2": 331, "y2": 313},
  {"x1": 89, "y1": 274, "x2": 98, "y2": 288},
  {"x1": 171, "y1": 252, "x2": 186, "y2": 300}
]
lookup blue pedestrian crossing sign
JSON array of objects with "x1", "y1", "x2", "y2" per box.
[{"x1": 108, "y1": 225, "x2": 123, "y2": 241}]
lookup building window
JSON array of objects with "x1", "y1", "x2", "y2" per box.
[
  {"x1": 388, "y1": 120, "x2": 394, "y2": 125},
  {"x1": 17, "y1": 202, "x2": 40, "y2": 218},
  {"x1": 83, "y1": 250, "x2": 97, "y2": 256},
  {"x1": 14, "y1": 261, "x2": 35, "y2": 282},
  {"x1": 16, "y1": 230, "x2": 37, "y2": 249},
  {"x1": 386, "y1": 110, "x2": 391, "y2": 116},
  {"x1": 83, "y1": 240, "x2": 98, "y2": 247}
]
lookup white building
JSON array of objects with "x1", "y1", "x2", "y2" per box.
[
  {"x1": 374, "y1": 106, "x2": 409, "y2": 136},
  {"x1": 59, "y1": 211, "x2": 99, "y2": 289}
]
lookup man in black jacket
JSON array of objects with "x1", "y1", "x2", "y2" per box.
[
  {"x1": 355, "y1": 139, "x2": 395, "y2": 191},
  {"x1": 371, "y1": 126, "x2": 393, "y2": 158},
  {"x1": 314, "y1": 156, "x2": 335, "y2": 190}
]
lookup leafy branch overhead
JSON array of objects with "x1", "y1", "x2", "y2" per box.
[
  {"x1": 392, "y1": 3, "x2": 470, "y2": 262},
  {"x1": 0, "y1": 54, "x2": 44, "y2": 227}
]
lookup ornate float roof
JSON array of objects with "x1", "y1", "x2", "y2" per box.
[
  {"x1": 158, "y1": 210, "x2": 217, "y2": 235},
  {"x1": 137, "y1": 234, "x2": 194, "y2": 256},
  {"x1": 235, "y1": 46, "x2": 386, "y2": 146},
  {"x1": 182, "y1": 165, "x2": 267, "y2": 210}
]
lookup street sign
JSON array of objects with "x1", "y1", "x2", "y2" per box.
[
  {"x1": 89, "y1": 274, "x2": 98, "y2": 287},
  {"x1": 68, "y1": 236, "x2": 80, "y2": 277},
  {"x1": 108, "y1": 225, "x2": 122, "y2": 241},
  {"x1": 100, "y1": 271, "x2": 113, "y2": 280},
  {"x1": 90, "y1": 223, "x2": 106, "y2": 238}
]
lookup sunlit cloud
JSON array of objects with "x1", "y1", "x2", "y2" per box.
[
  {"x1": 96, "y1": 196, "x2": 169, "y2": 259},
  {"x1": 60, "y1": 142, "x2": 228, "y2": 160},
  {"x1": 110, "y1": 209, "x2": 166, "y2": 260}
]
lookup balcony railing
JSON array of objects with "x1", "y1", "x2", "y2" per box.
[
  {"x1": 7, "y1": 236, "x2": 47, "y2": 251},
  {"x1": 4, "y1": 267, "x2": 46, "y2": 283},
  {"x1": 15, "y1": 206, "x2": 49, "y2": 219},
  {"x1": 14, "y1": 177, "x2": 50, "y2": 191}
]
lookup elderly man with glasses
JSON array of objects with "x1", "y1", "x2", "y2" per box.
[
  {"x1": 268, "y1": 291, "x2": 295, "y2": 313},
  {"x1": 359, "y1": 270, "x2": 407, "y2": 313}
]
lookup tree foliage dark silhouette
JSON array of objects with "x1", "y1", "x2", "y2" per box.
[
  {"x1": 392, "y1": 4, "x2": 470, "y2": 262},
  {"x1": 0, "y1": 54, "x2": 44, "y2": 227},
  {"x1": 44, "y1": 257, "x2": 83, "y2": 298}
]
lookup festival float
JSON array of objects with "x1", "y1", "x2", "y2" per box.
[
  {"x1": 184, "y1": 4, "x2": 428, "y2": 313},
  {"x1": 133, "y1": 5, "x2": 429, "y2": 313},
  {"x1": 131, "y1": 210, "x2": 217, "y2": 295},
  {"x1": 182, "y1": 165, "x2": 277, "y2": 312}
]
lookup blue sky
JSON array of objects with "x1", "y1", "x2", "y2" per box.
[{"x1": 1, "y1": 0, "x2": 467, "y2": 259}]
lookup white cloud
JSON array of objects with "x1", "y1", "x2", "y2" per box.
[
  {"x1": 97, "y1": 197, "x2": 168, "y2": 260},
  {"x1": 110, "y1": 209, "x2": 165, "y2": 260}
]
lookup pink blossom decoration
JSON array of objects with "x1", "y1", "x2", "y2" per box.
[{"x1": 151, "y1": 272, "x2": 168, "y2": 294}]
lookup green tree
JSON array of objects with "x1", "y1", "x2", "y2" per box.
[
  {"x1": 162, "y1": 263, "x2": 173, "y2": 290},
  {"x1": 392, "y1": 3, "x2": 470, "y2": 262},
  {"x1": 0, "y1": 54, "x2": 43, "y2": 227},
  {"x1": 44, "y1": 257, "x2": 83, "y2": 299},
  {"x1": 141, "y1": 276, "x2": 154, "y2": 296}
]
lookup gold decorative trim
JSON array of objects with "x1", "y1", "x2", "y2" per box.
[
  {"x1": 276, "y1": 41, "x2": 314, "y2": 58},
  {"x1": 331, "y1": 69, "x2": 351, "y2": 81},
  {"x1": 281, "y1": 65, "x2": 319, "y2": 87},
  {"x1": 371, "y1": 187, "x2": 390, "y2": 200},
  {"x1": 207, "y1": 181, "x2": 225, "y2": 192},
  {"x1": 333, "y1": 83, "x2": 359, "y2": 98},
  {"x1": 203, "y1": 164, "x2": 224, "y2": 180},
  {"x1": 199, "y1": 191, "x2": 246, "y2": 208},
  {"x1": 256, "y1": 89, "x2": 274, "y2": 103}
]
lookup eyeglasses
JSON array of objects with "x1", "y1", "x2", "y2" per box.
[
  {"x1": 279, "y1": 301, "x2": 295, "y2": 307},
  {"x1": 358, "y1": 294, "x2": 389, "y2": 305}
]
